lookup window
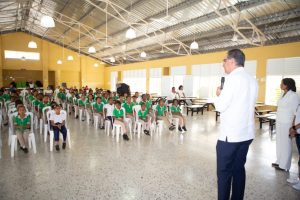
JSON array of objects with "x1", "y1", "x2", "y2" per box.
[
  {"x1": 192, "y1": 61, "x2": 257, "y2": 98},
  {"x1": 149, "y1": 68, "x2": 162, "y2": 95},
  {"x1": 123, "y1": 69, "x2": 146, "y2": 93},
  {"x1": 192, "y1": 63, "x2": 224, "y2": 98},
  {"x1": 4, "y1": 50, "x2": 40, "y2": 60},
  {"x1": 266, "y1": 57, "x2": 300, "y2": 105},
  {"x1": 110, "y1": 71, "x2": 118, "y2": 91},
  {"x1": 171, "y1": 66, "x2": 186, "y2": 89}
]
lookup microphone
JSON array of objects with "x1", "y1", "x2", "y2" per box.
[{"x1": 220, "y1": 77, "x2": 225, "y2": 90}]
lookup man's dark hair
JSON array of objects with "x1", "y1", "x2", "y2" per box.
[
  {"x1": 282, "y1": 78, "x2": 296, "y2": 92},
  {"x1": 227, "y1": 49, "x2": 245, "y2": 67}
]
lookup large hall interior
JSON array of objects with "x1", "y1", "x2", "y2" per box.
[{"x1": 0, "y1": 0, "x2": 300, "y2": 199}]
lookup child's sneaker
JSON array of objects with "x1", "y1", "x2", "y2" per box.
[
  {"x1": 62, "y1": 142, "x2": 66, "y2": 150},
  {"x1": 55, "y1": 145, "x2": 60, "y2": 151},
  {"x1": 123, "y1": 134, "x2": 129, "y2": 141}
]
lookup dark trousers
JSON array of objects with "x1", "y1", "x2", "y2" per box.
[
  {"x1": 216, "y1": 139, "x2": 253, "y2": 200},
  {"x1": 106, "y1": 116, "x2": 114, "y2": 128},
  {"x1": 296, "y1": 135, "x2": 300, "y2": 167},
  {"x1": 53, "y1": 125, "x2": 67, "y2": 142}
]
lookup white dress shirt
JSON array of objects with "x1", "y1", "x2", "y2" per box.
[
  {"x1": 168, "y1": 92, "x2": 179, "y2": 100},
  {"x1": 295, "y1": 105, "x2": 300, "y2": 134},
  {"x1": 214, "y1": 67, "x2": 258, "y2": 142},
  {"x1": 103, "y1": 104, "x2": 114, "y2": 117}
]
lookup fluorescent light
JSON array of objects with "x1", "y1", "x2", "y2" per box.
[
  {"x1": 110, "y1": 57, "x2": 115, "y2": 63},
  {"x1": 88, "y1": 46, "x2": 96, "y2": 53},
  {"x1": 94, "y1": 63, "x2": 99, "y2": 67},
  {"x1": 41, "y1": 16, "x2": 55, "y2": 28},
  {"x1": 125, "y1": 28, "x2": 136, "y2": 39},
  {"x1": 190, "y1": 41, "x2": 199, "y2": 50},
  {"x1": 123, "y1": 56, "x2": 126, "y2": 60},
  {"x1": 28, "y1": 41, "x2": 37, "y2": 48},
  {"x1": 57, "y1": 59, "x2": 62, "y2": 64},
  {"x1": 140, "y1": 51, "x2": 147, "y2": 58},
  {"x1": 67, "y1": 55, "x2": 74, "y2": 61},
  {"x1": 232, "y1": 34, "x2": 238, "y2": 42}
]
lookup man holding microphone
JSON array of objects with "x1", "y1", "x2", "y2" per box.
[{"x1": 214, "y1": 49, "x2": 258, "y2": 200}]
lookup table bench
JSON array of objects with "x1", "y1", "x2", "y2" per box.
[{"x1": 186, "y1": 104, "x2": 205, "y2": 116}]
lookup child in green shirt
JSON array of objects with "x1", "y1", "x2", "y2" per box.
[
  {"x1": 113, "y1": 100, "x2": 129, "y2": 141},
  {"x1": 122, "y1": 96, "x2": 135, "y2": 126},
  {"x1": 138, "y1": 103, "x2": 150, "y2": 135},
  {"x1": 76, "y1": 94, "x2": 86, "y2": 120},
  {"x1": 93, "y1": 97, "x2": 104, "y2": 129},
  {"x1": 156, "y1": 99, "x2": 175, "y2": 131},
  {"x1": 13, "y1": 105, "x2": 31, "y2": 153},
  {"x1": 171, "y1": 99, "x2": 187, "y2": 132}
]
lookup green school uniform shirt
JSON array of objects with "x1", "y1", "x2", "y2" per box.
[
  {"x1": 171, "y1": 105, "x2": 181, "y2": 113},
  {"x1": 156, "y1": 105, "x2": 167, "y2": 116},
  {"x1": 113, "y1": 108, "x2": 124, "y2": 119},
  {"x1": 33, "y1": 100, "x2": 40, "y2": 106},
  {"x1": 39, "y1": 101, "x2": 51, "y2": 110},
  {"x1": 138, "y1": 109, "x2": 148, "y2": 119},
  {"x1": 101, "y1": 97, "x2": 108, "y2": 104},
  {"x1": 122, "y1": 102, "x2": 134, "y2": 114},
  {"x1": 57, "y1": 92, "x2": 66, "y2": 100},
  {"x1": 14, "y1": 114, "x2": 30, "y2": 131},
  {"x1": 93, "y1": 102, "x2": 104, "y2": 112},
  {"x1": 78, "y1": 99, "x2": 87, "y2": 106},
  {"x1": 2, "y1": 93, "x2": 10, "y2": 101}
]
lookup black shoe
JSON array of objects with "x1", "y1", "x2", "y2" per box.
[
  {"x1": 123, "y1": 134, "x2": 129, "y2": 141},
  {"x1": 76, "y1": 116, "x2": 79, "y2": 119},
  {"x1": 178, "y1": 127, "x2": 183, "y2": 132},
  {"x1": 55, "y1": 145, "x2": 60, "y2": 151},
  {"x1": 69, "y1": 112, "x2": 71, "y2": 115},
  {"x1": 24, "y1": 147, "x2": 28, "y2": 153},
  {"x1": 274, "y1": 165, "x2": 287, "y2": 171},
  {"x1": 272, "y1": 163, "x2": 279, "y2": 167},
  {"x1": 182, "y1": 126, "x2": 187, "y2": 131},
  {"x1": 144, "y1": 130, "x2": 150, "y2": 136},
  {"x1": 62, "y1": 142, "x2": 66, "y2": 150},
  {"x1": 100, "y1": 126, "x2": 105, "y2": 129}
]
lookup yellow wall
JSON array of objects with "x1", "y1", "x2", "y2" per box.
[
  {"x1": 0, "y1": 32, "x2": 106, "y2": 89},
  {"x1": 104, "y1": 42, "x2": 300, "y2": 102}
]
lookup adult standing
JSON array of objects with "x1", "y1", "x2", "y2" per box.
[
  {"x1": 168, "y1": 87, "x2": 179, "y2": 101},
  {"x1": 272, "y1": 78, "x2": 299, "y2": 171},
  {"x1": 214, "y1": 49, "x2": 258, "y2": 200}
]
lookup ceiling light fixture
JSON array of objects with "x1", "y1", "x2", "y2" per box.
[
  {"x1": 190, "y1": 41, "x2": 199, "y2": 50},
  {"x1": 67, "y1": 55, "x2": 74, "y2": 61},
  {"x1": 140, "y1": 51, "x2": 147, "y2": 58},
  {"x1": 110, "y1": 57, "x2": 116, "y2": 63},
  {"x1": 88, "y1": 46, "x2": 96, "y2": 53},
  {"x1": 94, "y1": 63, "x2": 99, "y2": 67},
  {"x1": 232, "y1": 33, "x2": 238, "y2": 42},
  {"x1": 41, "y1": 16, "x2": 55, "y2": 28},
  {"x1": 125, "y1": 28, "x2": 136, "y2": 39},
  {"x1": 28, "y1": 41, "x2": 37, "y2": 49},
  {"x1": 57, "y1": 59, "x2": 62, "y2": 64}
]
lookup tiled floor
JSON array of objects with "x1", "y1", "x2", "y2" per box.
[{"x1": 0, "y1": 111, "x2": 299, "y2": 200}]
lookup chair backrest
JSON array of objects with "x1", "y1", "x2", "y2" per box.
[
  {"x1": 9, "y1": 112, "x2": 18, "y2": 130},
  {"x1": 42, "y1": 106, "x2": 51, "y2": 121},
  {"x1": 60, "y1": 110, "x2": 68, "y2": 128},
  {"x1": 121, "y1": 107, "x2": 126, "y2": 120},
  {"x1": 132, "y1": 105, "x2": 141, "y2": 122}
]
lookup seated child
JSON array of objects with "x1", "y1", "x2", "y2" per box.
[
  {"x1": 113, "y1": 100, "x2": 129, "y2": 141},
  {"x1": 76, "y1": 94, "x2": 87, "y2": 121},
  {"x1": 122, "y1": 96, "x2": 135, "y2": 126},
  {"x1": 93, "y1": 97, "x2": 105, "y2": 129},
  {"x1": 50, "y1": 104, "x2": 67, "y2": 151},
  {"x1": 156, "y1": 99, "x2": 175, "y2": 131},
  {"x1": 103, "y1": 97, "x2": 114, "y2": 128},
  {"x1": 138, "y1": 103, "x2": 151, "y2": 136},
  {"x1": 13, "y1": 105, "x2": 31, "y2": 153},
  {"x1": 171, "y1": 99, "x2": 187, "y2": 132}
]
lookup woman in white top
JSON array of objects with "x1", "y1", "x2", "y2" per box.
[
  {"x1": 50, "y1": 104, "x2": 67, "y2": 151},
  {"x1": 272, "y1": 78, "x2": 300, "y2": 171},
  {"x1": 177, "y1": 85, "x2": 185, "y2": 98}
]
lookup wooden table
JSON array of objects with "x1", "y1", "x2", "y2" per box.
[
  {"x1": 178, "y1": 97, "x2": 197, "y2": 105},
  {"x1": 256, "y1": 113, "x2": 276, "y2": 129},
  {"x1": 256, "y1": 109, "x2": 272, "y2": 115}
]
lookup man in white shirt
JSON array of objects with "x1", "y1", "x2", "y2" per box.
[
  {"x1": 214, "y1": 49, "x2": 258, "y2": 200},
  {"x1": 168, "y1": 87, "x2": 179, "y2": 101}
]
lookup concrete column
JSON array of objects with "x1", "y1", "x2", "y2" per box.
[
  {"x1": 41, "y1": 40, "x2": 49, "y2": 89},
  {"x1": 55, "y1": 70, "x2": 61, "y2": 87},
  {"x1": 0, "y1": 35, "x2": 3, "y2": 87}
]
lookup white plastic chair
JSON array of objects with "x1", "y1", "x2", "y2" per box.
[
  {"x1": 132, "y1": 105, "x2": 143, "y2": 138},
  {"x1": 11, "y1": 112, "x2": 37, "y2": 158},
  {"x1": 49, "y1": 110, "x2": 71, "y2": 151},
  {"x1": 112, "y1": 123, "x2": 123, "y2": 142},
  {"x1": 152, "y1": 105, "x2": 164, "y2": 135},
  {"x1": 42, "y1": 107, "x2": 52, "y2": 142}
]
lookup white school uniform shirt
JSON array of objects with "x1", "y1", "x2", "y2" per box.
[
  {"x1": 177, "y1": 90, "x2": 185, "y2": 98},
  {"x1": 214, "y1": 67, "x2": 258, "y2": 142},
  {"x1": 294, "y1": 105, "x2": 300, "y2": 134},
  {"x1": 168, "y1": 92, "x2": 179, "y2": 100},
  {"x1": 50, "y1": 111, "x2": 66, "y2": 124},
  {"x1": 277, "y1": 90, "x2": 300, "y2": 124},
  {"x1": 104, "y1": 104, "x2": 114, "y2": 117}
]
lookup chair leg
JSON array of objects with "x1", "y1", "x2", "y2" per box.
[
  {"x1": 116, "y1": 127, "x2": 119, "y2": 142},
  {"x1": 50, "y1": 131, "x2": 54, "y2": 152},
  {"x1": 39, "y1": 119, "x2": 43, "y2": 134},
  {"x1": 44, "y1": 124, "x2": 48, "y2": 143},
  {"x1": 11, "y1": 135, "x2": 17, "y2": 158},
  {"x1": 67, "y1": 129, "x2": 71, "y2": 148},
  {"x1": 29, "y1": 133, "x2": 37, "y2": 154}
]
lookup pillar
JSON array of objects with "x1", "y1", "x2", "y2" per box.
[
  {"x1": 55, "y1": 70, "x2": 61, "y2": 87},
  {"x1": 41, "y1": 40, "x2": 49, "y2": 89},
  {"x1": 0, "y1": 35, "x2": 3, "y2": 87}
]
